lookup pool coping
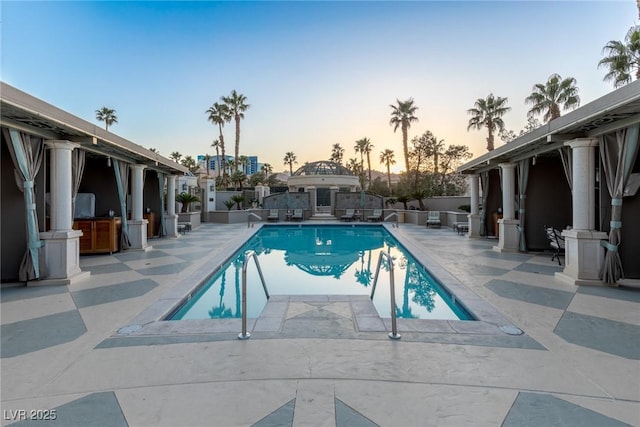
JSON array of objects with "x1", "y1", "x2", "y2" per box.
[{"x1": 116, "y1": 223, "x2": 524, "y2": 341}]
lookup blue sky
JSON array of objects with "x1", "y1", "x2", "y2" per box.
[{"x1": 1, "y1": 1, "x2": 636, "y2": 173}]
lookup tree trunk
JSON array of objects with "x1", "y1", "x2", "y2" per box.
[
  {"x1": 402, "y1": 124, "x2": 410, "y2": 172},
  {"x1": 235, "y1": 115, "x2": 240, "y2": 171}
]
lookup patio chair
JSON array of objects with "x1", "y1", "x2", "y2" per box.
[
  {"x1": 367, "y1": 209, "x2": 382, "y2": 222},
  {"x1": 291, "y1": 209, "x2": 304, "y2": 221},
  {"x1": 426, "y1": 211, "x2": 441, "y2": 228},
  {"x1": 267, "y1": 209, "x2": 279, "y2": 221},
  {"x1": 544, "y1": 225, "x2": 565, "y2": 265},
  {"x1": 341, "y1": 209, "x2": 355, "y2": 221}
]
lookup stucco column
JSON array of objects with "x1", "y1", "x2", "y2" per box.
[
  {"x1": 38, "y1": 141, "x2": 88, "y2": 284},
  {"x1": 127, "y1": 164, "x2": 149, "y2": 250},
  {"x1": 556, "y1": 138, "x2": 608, "y2": 285},
  {"x1": 468, "y1": 174, "x2": 481, "y2": 238},
  {"x1": 329, "y1": 185, "x2": 339, "y2": 215},
  {"x1": 165, "y1": 175, "x2": 178, "y2": 237},
  {"x1": 495, "y1": 163, "x2": 519, "y2": 252},
  {"x1": 305, "y1": 186, "x2": 316, "y2": 216}
]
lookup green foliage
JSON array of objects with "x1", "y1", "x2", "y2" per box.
[
  {"x1": 230, "y1": 194, "x2": 245, "y2": 210},
  {"x1": 598, "y1": 26, "x2": 640, "y2": 88},
  {"x1": 525, "y1": 73, "x2": 580, "y2": 122},
  {"x1": 368, "y1": 177, "x2": 391, "y2": 197},
  {"x1": 223, "y1": 200, "x2": 236, "y2": 211},
  {"x1": 458, "y1": 204, "x2": 471, "y2": 212},
  {"x1": 175, "y1": 192, "x2": 200, "y2": 213}
]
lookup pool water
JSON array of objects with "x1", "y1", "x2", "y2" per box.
[{"x1": 170, "y1": 225, "x2": 472, "y2": 320}]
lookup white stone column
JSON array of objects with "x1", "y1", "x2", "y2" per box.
[
  {"x1": 468, "y1": 174, "x2": 481, "y2": 238},
  {"x1": 38, "y1": 141, "x2": 88, "y2": 285},
  {"x1": 165, "y1": 175, "x2": 179, "y2": 237},
  {"x1": 127, "y1": 164, "x2": 149, "y2": 250},
  {"x1": 556, "y1": 138, "x2": 608, "y2": 285},
  {"x1": 305, "y1": 186, "x2": 316, "y2": 217},
  {"x1": 202, "y1": 177, "x2": 216, "y2": 212},
  {"x1": 495, "y1": 163, "x2": 519, "y2": 252},
  {"x1": 329, "y1": 185, "x2": 339, "y2": 215}
]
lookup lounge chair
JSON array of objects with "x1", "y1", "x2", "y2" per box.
[
  {"x1": 544, "y1": 225, "x2": 565, "y2": 265},
  {"x1": 291, "y1": 209, "x2": 304, "y2": 221},
  {"x1": 267, "y1": 209, "x2": 279, "y2": 221},
  {"x1": 426, "y1": 211, "x2": 441, "y2": 228},
  {"x1": 341, "y1": 209, "x2": 355, "y2": 221},
  {"x1": 367, "y1": 209, "x2": 382, "y2": 222}
]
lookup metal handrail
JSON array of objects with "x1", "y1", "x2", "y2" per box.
[
  {"x1": 247, "y1": 212, "x2": 262, "y2": 228},
  {"x1": 384, "y1": 212, "x2": 399, "y2": 228},
  {"x1": 370, "y1": 250, "x2": 401, "y2": 340},
  {"x1": 238, "y1": 250, "x2": 269, "y2": 340}
]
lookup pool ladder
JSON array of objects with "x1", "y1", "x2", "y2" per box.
[
  {"x1": 370, "y1": 250, "x2": 401, "y2": 340},
  {"x1": 247, "y1": 212, "x2": 262, "y2": 228},
  {"x1": 384, "y1": 212, "x2": 399, "y2": 228},
  {"x1": 238, "y1": 250, "x2": 270, "y2": 340}
]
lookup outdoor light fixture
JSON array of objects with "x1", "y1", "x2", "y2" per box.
[
  {"x1": 209, "y1": 185, "x2": 215, "y2": 191},
  {"x1": 107, "y1": 156, "x2": 111, "y2": 167},
  {"x1": 182, "y1": 184, "x2": 187, "y2": 191},
  {"x1": 532, "y1": 155, "x2": 537, "y2": 166}
]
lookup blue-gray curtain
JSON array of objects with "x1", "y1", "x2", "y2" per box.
[
  {"x1": 157, "y1": 171, "x2": 166, "y2": 237},
  {"x1": 113, "y1": 159, "x2": 131, "y2": 250},
  {"x1": 3, "y1": 128, "x2": 44, "y2": 281},
  {"x1": 479, "y1": 171, "x2": 489, "y2": 236},
  {"x1": 599, "y1": 124, "x2": 639, "y2": 284},
  {"x1": 558, "y1": 146, "x2": 573, "y2": 191},
  {"x1": 517, "y1": 158, "x2": 530, "y2": 252},
  {"x1": 71, "y1": 149, "x2": 85, "y2": 218}
]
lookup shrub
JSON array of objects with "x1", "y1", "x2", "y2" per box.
[
  {"x1": 176, "y1": 192, "x2": 200, "y2": 213},
  {"x1": 458, "y1": 204, "x2": 471, "y2": 212}
]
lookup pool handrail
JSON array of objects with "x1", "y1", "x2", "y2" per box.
[
  {"x1": 238, "y1": 250, "x2": 270, "y2": 340},
  {"x1": 370, "y1": 250, "x2": 401, "y2": 340},
  {"x1": 247, "y1": 212, "x2": 262, "y2": 228},
  {"x1": 384, "y1": 211, "x2": 399, "y2": 228}
]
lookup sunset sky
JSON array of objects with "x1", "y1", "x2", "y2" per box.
[{"x1": 2, "y1": 1, "x2": 636, "y2": 173}]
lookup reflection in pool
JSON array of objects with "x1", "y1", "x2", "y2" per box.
[{"x1": 170, "y1": 226, "x2": 472, "y2": 320}]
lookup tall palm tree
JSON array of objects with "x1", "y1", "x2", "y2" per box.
[
  {"x1": 525, "y1": 74, "x2": 580, "y2": 122},
  {"x1": 362, "y1": 138, "x2": 374, "y2": 188},
  {"x1": 347, "y1": 158, "x2": 360, "y2": 175},
  {"x1": 380, "y1": 149, "x2": 396, "y2": 194},
  {"x1": 211, "y1": 139, "x2": 221, "y2": 177},
  {"x1": 466, "y1": 93, "x2": 511, "y2": 152},
  {"x1": 283, "y1": 152, "x2": 297, "y2": 175},
  {"x1": 330, "y1": 143, "x2": 345, "y2": 165},
  {"x1": 206, "y1": 102, "x2": 231, "y2": 179},
  {"x1": 427, "y1": 134, "x2": 445, "y2": 175},
  {"x1": 221, "y1": 90, "x2": 250, "y2": 171},
  {"x1": 204, "y1": 154, "x2": 211, "y2": 177},
  {"x1": 239, "y1": 155, "x2": 249, "y2": 174},
  {"x1": 389, "y1": 98, "x2": 419, "y2": 173},
  {"x1": 598, "y1": 26, "x2": 640, "y2": 88},
  {"x1": 95, "y1": 107, "x2": 118, "y2": 131},
  {"x1": 261, "y1": 163, "x2": 273, "y2": 175}
]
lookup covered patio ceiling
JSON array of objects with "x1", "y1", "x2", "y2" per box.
[
  {"x1": 458, "y1": 80, "x2": 640, "y2": 174},
  {"x1": 0, "y1": 82, "x2": 189, "y2": 176}
]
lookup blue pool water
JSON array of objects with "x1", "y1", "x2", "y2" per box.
[{"x1": 170, "y1": 225, "x2": 472, "y2": 320}]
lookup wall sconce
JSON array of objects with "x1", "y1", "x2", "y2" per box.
[
  {"x1": 182, "y1": 184, "x2": 187, "y2": 191},
  {"x1": 209, "y1": 185, "x2": 215, "y2": 192},
  {"x1": 532, "y1": 155, "x2": 537, "y2": 166},
  {"x1": 107, "y1": 156, "x2": 111, "y2": 167}
]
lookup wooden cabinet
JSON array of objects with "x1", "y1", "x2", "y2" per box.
[
  {"x1": 144, "y1": 212, "x2": 157, "y2": 238},
  {"x1": 73, "y1": 218, "x2": 121, "y2": 254}
]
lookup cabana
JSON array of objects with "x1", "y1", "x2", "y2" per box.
[
  {"x1": 458, "y1": 81, "x2": 640, "y2": 286},
  {"x1": 1, "y1": 82, "x2": 189, "y2": 285}
]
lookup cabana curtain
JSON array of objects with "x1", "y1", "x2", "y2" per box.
[
  {"x1": 3, "y1": 128, "x2": 44, "y2": 281},
  {"x1": 479, "y1": 171, "x2": 489, "y2": 236},
  {"x1": 558, "y1": 146, "x2": 573, "y2": 191},
  {"x1": 71, "y1": 149, "x2": 86, "y2": 217},
  {"x1": 517, "y1": 158, "x2": 530, "y2": 252},
  {"x1": 157, "y1": 171, "x2": 167, "y2": 237},
  {"x1": 599, "y1": 124, "x2": 639, "y2": 284},
  {"x1": 113, "y1": 159, "x2": 131, "y2": 250}
]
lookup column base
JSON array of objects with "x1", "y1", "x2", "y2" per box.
[
  {"x1": 493, "y1": 219, "x2": 520, "y2": 252},
  {"x1": 555, "y1": 229, "x2": 608, "y2": 286},
  {"x1": 165, "y1": 214, "x2": 179, "y2": 237},
  {"x1": 467, "y1": 214, "x2": 482, "y2": 238},
  {"x1": 128, "y1": 220, "x2": 151, "y2": 251},
  {"x1": 39, "y1": 229, "x2": 89, "y2": 285}
]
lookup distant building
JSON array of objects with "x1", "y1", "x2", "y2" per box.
[{"x1": 197, "y1": 154, "x2": 260, "y2": 175}]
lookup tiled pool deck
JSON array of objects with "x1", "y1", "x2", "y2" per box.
[{"x1": 1, "y1": 223, "x2": 639, "y2": 426}]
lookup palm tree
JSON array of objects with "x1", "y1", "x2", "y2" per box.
[
  {"x1": 239, "y1": 155, "x2": 249, "y2": 174},
  {"x1": 347, "y1": 158, "x2": 360, "y2": 175},
  {"x1": 598, "y1": 26, "x2": 640, "y2": 88},
  {"x1": 362, "y1": 138, "x2": 374, "y2": 188},
  {"x1": 261, "y1": 163, "x2": 273, "y2": 175},
  {"x1": 169, "y1": 151, "x2": 182, "y2": 163},
  {"x1": 380, "y1": 149, "x2": 396, "y2": 194},
  {"x1": 211, "y1": 139, "x2": 221, "y2": 177},
  {"x1": 283, "y1": 152, "x2": 297, "y2": 175},
  {"x1": 389, "y1": 98, "x2": 419, "y2": 173},
  {"x1": 466, "y1": 93, "x2": 511, "y2": 152},
  {"x1": 427, "y1": 134, "x2": 445, "y2": 175},
  {"x1": 206, "y1": 102, "x2": 232, "y2": 179},
  {"x1": 95, "y1": 107, "x2": 118, "y2": 131},
  {"x1": 330, "y1": 143, "x2": 345, "y2": 165},
  {"x1": 525, "y1": 74, "x2": 580, "y2": 122},
  {"x1": 221, "y1": 90, "x2": 250, "y2": 171}
]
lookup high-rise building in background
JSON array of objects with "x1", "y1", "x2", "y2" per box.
[{"x1": 197, "y1": 154, "x2": 261, "y2": 175}]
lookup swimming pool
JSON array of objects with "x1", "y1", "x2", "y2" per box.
[{"x1": 169, "y1": 225, "x2": 473, "y2": 321}]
